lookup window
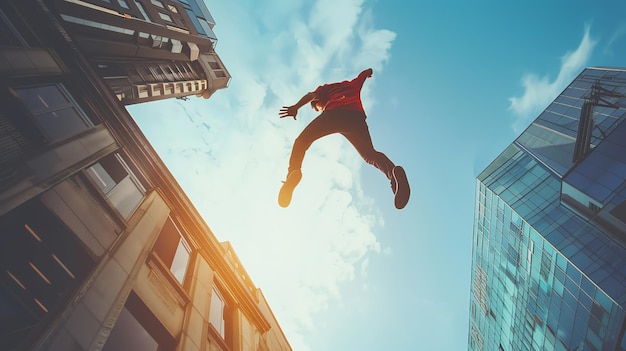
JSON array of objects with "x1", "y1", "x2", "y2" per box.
[
  {"x1": 0, "y1": 199, "x2": 95, "y2": 350},
  {"x1": 61, "y1": 15, "x2": 135, "y2": 35},
  {"x1": 209, "y1": 287, "x2": 226, "y2": 337},
  {"x1": 150, "y1": 0, "x2": 164, "y2": 7},
  {"x1": 14, "y1": 85, "x2": 95, "y2": 142},
  {"x1": 208, "y1": 61, "x2": 221, "y2": 70},
  {"x1": 117, "y1": 0, "x2": 130, "y2": 9},
  {"x1": 158, "y1": 12, "x2": 172, "y2": 22},
  {"x1": 134, "y1": 1, "x2": 152, "y2": 22},
  {"x1": 0, "y1": 9, "x2": 27, "y2": 46},
  {"x1": 152, "y1": 217, "x2": 191, "y2": 284},
  {"x1": 208, "y1": 285, "x2": 233, "y2": 347},
  {"x1": 166, "y1": 4, "x2": 178, "y2": 13},
  {"x1": 85, "y1": 153, "x2": 145, "y2": 219},
  {"x1": 102, "y1": 291, "x2": 175, "y2": 351},
  {"x1": 170, "y1": 39, "x2": 182, "y2": 53}
]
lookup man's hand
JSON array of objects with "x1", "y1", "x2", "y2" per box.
[{"x1": 279, "y1": 105, "x2": 299, "y2": 120}]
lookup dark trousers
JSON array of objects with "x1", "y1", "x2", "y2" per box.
[{"x1": 288, "y1": 109, "x2": 395, "y2": 179}]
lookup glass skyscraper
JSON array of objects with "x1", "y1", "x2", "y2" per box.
[{"x1": 469, "y1": 67, "x2": 626, "y2": 351}]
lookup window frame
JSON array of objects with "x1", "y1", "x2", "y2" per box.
[
  {"x1": 13, "y1": 84, "x2": 96, "y2": 143},
  {"x1": 133, "y1": 0, "x2": 152, "y2": 22},
  {"x1": 151, "y1": 216, "x2": 193, "y2": 286},
  {"x1": 83, "y1": 152, "x2": 146, "y2": 221},
  {"x1": 207, "y1": 281, "x2": 234, "y2": 350},
  {"x1": 157, "y1": 11, "x2": 172, "y2": 22},
  {"x1": 102, "y1": 291, "x2": 176, "y2": 351}
]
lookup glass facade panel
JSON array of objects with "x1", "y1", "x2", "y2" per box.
[
  {"x1": 470, "y1": 68, "x2": 626, "y2": 351},
  {"x1": 180, "y1": 0, "x2": 217, "y2": 41}
]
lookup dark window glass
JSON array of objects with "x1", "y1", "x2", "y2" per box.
[
  {"x1": 34, "y1": 108, "x2": 87, "y2": 140},
  {"x1": 153, "y1": 218, "x2": 191, "y2": 284},
  {"x1": 16, "y1": 85, "x2": 69, "y2": 113},
  {"x1": 0, "y1": 9, "x2": 25, "y2": 46},
  {"x1": 14, "y1": 85, "x2": 93, "y2": 141},
  {"x1": 0, "y1": 199, "x2": 95, "y2": 350},
  {"x1": 102, "y1": 292, "x2": 175, "y2": 351},
  {"x1": 103, "y1": 306, "x2": 158, "y2": 351}
]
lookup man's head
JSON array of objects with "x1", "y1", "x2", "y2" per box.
[{"x1": 310, "y1": 99, "x2": 324, "y2": 112}]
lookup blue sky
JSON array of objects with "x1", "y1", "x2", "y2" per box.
[{"x1": 129, "y1": 1, "x2": 626, "y2": 350}]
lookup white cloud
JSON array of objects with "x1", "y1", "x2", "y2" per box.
[
  {"x1": 131, "y1": 1, "x2": 395, "y2": 350},
  {"x1": 606, "y1": 22, "x2": 626, "y2": 56},
  {"x1": 509, "y1": 26, "x2": 596, "y2": 132}
]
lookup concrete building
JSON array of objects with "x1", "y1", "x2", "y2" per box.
[
  {"x1": 468, "y1": 67, "x2": 626, "y2": 351},
  {"x1": 0, "y1": 1, "x2": 290, "y2": 350},
  {"x1": 47, "y1": 0, "x2": 230, "y2": 104}
]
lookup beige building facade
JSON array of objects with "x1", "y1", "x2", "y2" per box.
[{"x1": 0, "y1": 1, "x2": 290, "y2": 350}]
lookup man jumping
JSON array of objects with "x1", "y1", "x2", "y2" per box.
[{"x1": 278, "y1": 68, "x2": 410, "y2": 209}]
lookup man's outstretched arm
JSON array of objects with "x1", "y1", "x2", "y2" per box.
[
  {"x1": 349, "y1": 68, "x2": 373, "y2": 90},
  {"x1": 279, "y1": 92, "x2": 316, "y2": 120},
  {"x1": 359, "y1": 68, "x2": 373, "y2": 79}
]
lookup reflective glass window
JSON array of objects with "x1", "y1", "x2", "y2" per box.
[
  {"x1": 134, "y1": 1, "x2": 152, "y2": 21},
  {"x1": 152, "y1": 217, "x2": 191, "y2": 284},
  {"x1": 85, "y1": 153, "x2": 145, "y2": 219},
  {"x1": 15, "y1": 85, "x2": 94, "y2": 142},
  {"x1": 209, "y1": 287, "x2": 225, "y2": 337},
  {"x1": 207, "y1": 286, "x2": 235, "y2": 351},
  {"x1": 158, "y1": 12, "x2": 172, "y2": 22}
]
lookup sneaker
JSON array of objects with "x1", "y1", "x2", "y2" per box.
[
  {"x1": 278, "y1": 170, "x2": 302, "y2": 208},
  {"x1": 391, "y1": 166, "x2": 410, "y2": 209}
]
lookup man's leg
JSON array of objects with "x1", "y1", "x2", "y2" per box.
[
  {"x1": 339, "y1": 111, "x2": 410, "y2": 209},
  {"x1": 280, "y1": 111, "x2": 343, "y2": 207},
  {"x1": 287, "y1": 111, "x2": 344, "y2": 172}
]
